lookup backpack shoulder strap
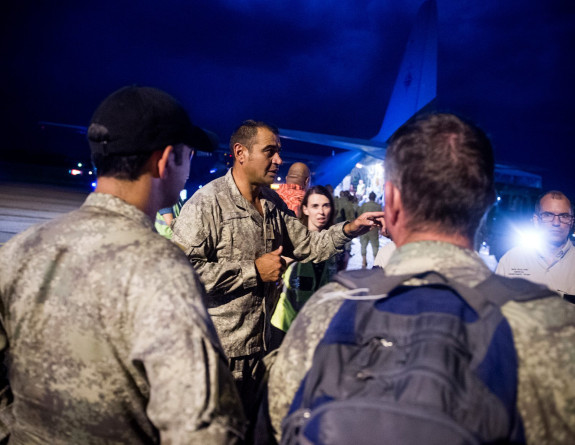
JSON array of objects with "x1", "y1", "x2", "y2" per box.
[
  {"x1": 333, "y1": 268, "x2": 414, "y2": 295},
  {"x1": 333, "y1": 269, "x2": 491, "y2": 313},
  {"x1": 333, "y1": 268, "x2": 557, "y2": 314},
  {"x1": 475, "y1": 274, "x2": 558, "y2": 306}
]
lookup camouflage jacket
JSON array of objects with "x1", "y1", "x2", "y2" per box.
[
  {"x1": 266, "y1": 241, "x2": 575, "y2": 444},
  {"x1": 171, "y1": 169, "x2": 350, "y2": 359},
  {"x1": 0, "y1": 193, "x2": 245, "y2": 444}
]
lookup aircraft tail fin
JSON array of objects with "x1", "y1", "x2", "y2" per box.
[{"x1": 372, "y1": 0, "x2": 437, "y2": 143}]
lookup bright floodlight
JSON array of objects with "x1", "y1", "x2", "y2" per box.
[{"x1": 513, "y1": 227, "x2": 542, "y2": 250}]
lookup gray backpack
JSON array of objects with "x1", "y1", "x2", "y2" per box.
[{"x1": 281, "y1": 269, "x2": 554, "y2": 445}]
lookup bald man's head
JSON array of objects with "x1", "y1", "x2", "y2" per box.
[{"x1": 286, "y1": 162, "x2": 311, "y2": 188}]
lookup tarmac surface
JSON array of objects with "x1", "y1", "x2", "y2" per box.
[{"x1": 0, "y1": 181, "x2": 89, "y2": 245}]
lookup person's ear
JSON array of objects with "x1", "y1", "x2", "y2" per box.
[
  {"x1": 302, "y1": 205, "x2": 309, "y2": 216},
  {"x1": 233, "y1": 143, "x2": 247, "y2": 164},
  {"x1": 384, "y1": 181, "x2": 401, "y2": 228},
  {"x1": 155, "y1": 145, "x2": 174, "y2": 179}
]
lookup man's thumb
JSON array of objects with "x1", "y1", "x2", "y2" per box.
[{"x1": 272, "y1": 245, "x2": 283, "y2": 255}]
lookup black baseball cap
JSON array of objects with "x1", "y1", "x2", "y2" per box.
[{"x1": 88, "y1": 86, "x2": 218, "y2": 156}]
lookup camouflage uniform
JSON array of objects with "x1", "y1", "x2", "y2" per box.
[
  {"x1": 266, "y1": 241, "x2": 575, "y2": 444},
  {"x1": 0, "y1": 193, "x2": 245, "y2": 444},
  {"x1": 334, "y1": 196, "x2": 356, "y2": 265},
  {"x1": 337, "y1": 196, "x2": 356, "y2": 223},
  {"x1": 171, "y1": 169, "x2": 351, "y2": 362},
  {"x1": 358, "y1": 200, "x2": 382, "y2": 258}
]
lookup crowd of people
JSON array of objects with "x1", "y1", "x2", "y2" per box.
[{"x1": 0, "y1": 86, "x2": 573, "y2": 444}]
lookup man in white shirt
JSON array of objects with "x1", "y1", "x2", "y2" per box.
[{"x1": 496, "y1": 190, "x2": 575, "y2": 298}]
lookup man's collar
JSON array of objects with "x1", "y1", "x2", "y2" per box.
[
  {"x1": 538, "y1": 237, "x2": 572, "y2": 260},
  {"x1": 225, "y1": 168, "x2": 277, "y2": 213},
  {"x1": 83, "y1": 193, "x2": 153, "y2": 229},
  {"x1": 556, "y1": 238, "x2": 572, "y2": 255},
  {"x1": 225, "y1": 168, "x2": 250, "y2": 210},
  {"x1": 385, "y1": 240, "x2": 492, "y2": 287}
]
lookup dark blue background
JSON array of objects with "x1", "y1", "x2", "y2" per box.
[{"x1": 1, "y1": 0, "x2": 573, "y2": 197}]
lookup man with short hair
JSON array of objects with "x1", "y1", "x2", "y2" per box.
[
  {"x1": 276, "y1": 162, "x2": 310, "y2": 217},
  {"x1": 496, "y1": 190, "x2": 575, "y2": 298},
  {"x1": 171, "y1": 120, "x2": 384, "y2": 422},
  {"x1": 0, "y1": 86, "x2": 245, "y2": 443},
  {"x1": 265, "y1": 113, "x2": 575, "y2": 444}
]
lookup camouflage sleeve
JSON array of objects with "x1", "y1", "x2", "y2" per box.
[
  {"x1": 0, "y1": 323, "x2": 13, "y2": 442},
  {"x1": 282, "y1": 208, "x2": 350, "y2": 263},
  {"x1": 0, "y1": 243, "x2": 17, "y2": 440},
  {"x1": 171, "y1": 196, "x2": 258, "y2": 296},
  {"x1": 502, "y1": 297, "x2": 575, "y2": 444},
  {"x1": 266, "y1": 282, "x2": 347, "y2": 442},
  {"x1": 130, "y1": 262, "x2": 246, "y2": 442}
]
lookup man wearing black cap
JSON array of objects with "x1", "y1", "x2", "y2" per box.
[{"x1": 0, "y1": 86, "x2": 245, "y2": 443}]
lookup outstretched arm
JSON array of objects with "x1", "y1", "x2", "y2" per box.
[{"x1": 343, "y1": 211, "x2": 386, "y2": 237}]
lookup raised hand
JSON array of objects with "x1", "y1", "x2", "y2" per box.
[{"x1": 344, "y1": 211, "x2": 386, "y2": 237}]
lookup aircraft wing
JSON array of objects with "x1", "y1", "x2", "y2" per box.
[
  {"x1": 279, "y1": 128, "x2": 387, "y2": 160},
  {"x1": 39, "y1": 121, "x2": 88, "y2": 134}
]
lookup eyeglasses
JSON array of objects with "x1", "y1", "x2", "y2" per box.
[{"x1": 538, "y1": 212, "x2": 574, "y2": 224}]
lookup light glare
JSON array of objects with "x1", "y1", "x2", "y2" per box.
[{"x1": 514, "y1": 228, "x2": 542, "y2": 250}]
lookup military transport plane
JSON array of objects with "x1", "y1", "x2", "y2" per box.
[
  {"x1": 39, "y1": 0, "x2": 437, "y2": 189},
  {"x1": 279, "y1": 0, "x2": 438, "y2": 187}
]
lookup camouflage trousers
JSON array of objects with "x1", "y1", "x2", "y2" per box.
[{"x1": 360, "y1": 230, "x2": 379, "y2": 257}]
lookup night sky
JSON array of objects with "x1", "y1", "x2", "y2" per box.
[{"x1": 1, "y1": 0, "x2": 574, "y2": 197}]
